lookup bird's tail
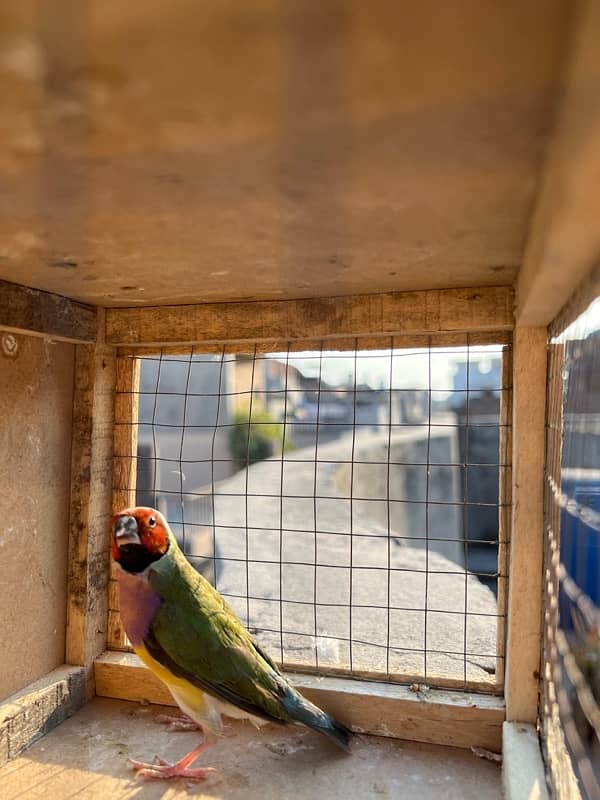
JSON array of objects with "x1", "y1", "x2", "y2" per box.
[{"x1": 282, "y1": 686, "x2": 352, "y2": 751}]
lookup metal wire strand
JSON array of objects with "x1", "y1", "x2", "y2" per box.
[
  {"x1": 128, "y1": 342, "x2": 507, "y2": 694},
  {"x1": 541, "y1": 311, "x2": 600, "y2": 800}
]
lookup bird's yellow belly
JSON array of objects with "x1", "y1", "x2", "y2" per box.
[
  {"x1": 134, "y1": 643, "x2": 206, "y2": 714},
  {"x1": 133, "y1": 643, "x2": 267, "y2": 735}
]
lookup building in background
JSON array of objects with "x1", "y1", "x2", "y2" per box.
[
  {"x1": 450, "y1": 353, "x2": 503, "y2": 581},
  {"x1": 136, "y1": 350, "x2": 505, "y2": 585}
]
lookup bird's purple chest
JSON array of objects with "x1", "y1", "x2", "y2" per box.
[{"x1": 117, "y1": 569, "x2": 161, "y2": 647}]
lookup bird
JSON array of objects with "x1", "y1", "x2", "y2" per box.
[{"x1": 111, "y1": 506, "x2": 352, "y2": 780}]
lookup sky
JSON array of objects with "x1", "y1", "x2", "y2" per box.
[{"x1": 273, "y1": 345, "x2": 504, "y2": 390}]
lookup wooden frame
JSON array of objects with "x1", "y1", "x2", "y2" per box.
[
  {"x1": 106, "y1": 328, "x2": 513, "y2": 692},
  {"x1": 117, "y1": 329, "x2": 512, "y2": 358},
  {"x1": 515, "y1": 0, "x2": 600, "y2": 328},
  {"x1": 4, "y1": 283, "x2": 528, "y2": 758},
  {"x1": 495, "y1": 346, "x2": 513, "y2": 691},
  {"x1": 0, "y1": 279, "x2": 96, "y2": 344},
  {"x1": 95, "y1": 651, "x2": 504, "y2": 751},
  {"x1": 107, "y1": 355, "x2": 141, "y2": 651},
  {"x1": 0, "y1": 290, "x2": 103, "y2": 765},
  {"x1": 536, "y1": 268, "x2": 600, "y2": 799},
  {"x1": 97, "y1": 291, "x2": 521, "y2": 753},
  {"x1": 540, "y1": 334, "x2": 579, "y2": 799},
  {"x1": 65, "y1": 310, "x2": 116, "y2": 696},
  {"x1": 105, "y1": 286, "x2": 513, "y2": 346},
  {"x1": 504, "y1": 327, "x2": 548, "y2": 722}
]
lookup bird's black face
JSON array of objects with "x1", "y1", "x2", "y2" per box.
[{"x1": 111, "y1": 508, "x2": 169, "y2": 574}]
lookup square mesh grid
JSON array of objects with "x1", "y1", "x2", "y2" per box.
[
  {"x1": 113, "y1": 337, "x2": 511, "y2": 692},
  {"x1": 543, "y1": 297, "x2": 600, "y2": 800}
]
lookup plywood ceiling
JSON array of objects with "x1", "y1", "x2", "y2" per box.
[{"x1": 0, "y1": 0, "x2": 570, "y2": 307}]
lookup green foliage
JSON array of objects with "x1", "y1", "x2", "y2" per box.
[{"x1": 229, "y1": 408, "x2": 284, "y2": 467}]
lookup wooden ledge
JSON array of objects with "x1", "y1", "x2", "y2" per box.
[
  {"x1": 0, "y1": 665, "x2": 86, "y2": 767},
  {"x1": 95, "y1": 651, "x2": 505, "y2": 751}
]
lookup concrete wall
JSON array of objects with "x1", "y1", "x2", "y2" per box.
[{"x1": 337, "y1": 422, "x2": 464, "y2": 567}]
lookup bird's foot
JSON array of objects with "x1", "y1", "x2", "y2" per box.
[
  {"x1": 155, "y1": 712, "x2": 201, "y2": 731},
  {"x1": 129, "y1": 742, "x2": 215, "y2": 781}
]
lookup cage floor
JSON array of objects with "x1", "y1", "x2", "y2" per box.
[{"x1": 0, "y1": 698, "x2": 501, "y2": 799}]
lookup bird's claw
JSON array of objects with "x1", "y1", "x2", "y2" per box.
[
  {"x1": 128, "y1": 742, "x2": 214, "y2": 781},
  {"x1": 129, "y1": 757, "x2": 215, "y2": 781},
  {"x1": 130, "y1": 763, "x2": 215, "y2": 780},
  {"x1": 155, "y1": 713, "x2": 201, "y2": 732}
]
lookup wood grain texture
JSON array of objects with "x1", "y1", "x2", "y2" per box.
[
  {"x1": 0, "y1": 2, "x2": 568, "y2": 307},
  {"x1": 118, "y1": 330, "x2": 513, "y2": 357},
  {"x1": 235, "y1": 660, "x2": 495, "y2": 694},
  {"x1": 107, "y1": 354, "x2": 141, "y2": 651},
  {"x1": 517, "y1": 1, "x2": 600, "y2": 326},
  {"x1": 540, "y1": 334, "x2": 582, "y2": 799},
  {"x1": 495, "y1": 344, "x2": 513, "y2": 691},
  {"x1": 95, "y1": 651, "x2": 505, "y2": 751},
  {"x1": 0, "y1": 665, "x2": 86, "y2": 767},
  {"x1": 0, "y1": 335, "x2": 74, "y2": 701},
  {"x1": 105, "y1": 286, "x2": 514, "y2": 346},
  {"x1": 541, "y1": 671, "x2": 582, "y2": 800},
  {"x1": 0, "y1": 279, "x2": 96, "y2": 343},
  {"x1": 112, "y1": 356, "x2": 140, "y2": 510},
  {"x1": 66, "y1": 310, "x2": 116, "y2": 695},
  {"x1": 505, "y1": 327, "x2": 548, "y2": 722}
]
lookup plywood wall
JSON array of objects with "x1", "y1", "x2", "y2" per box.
[{"x1": 0, "y1": 333, "x2": 74, "y2": 700}]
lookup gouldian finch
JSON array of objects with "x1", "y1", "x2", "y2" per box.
[{"x1": 111, "y1": 507, "x2": 351, "y2": 780}]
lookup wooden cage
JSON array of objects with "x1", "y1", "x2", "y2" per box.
[{"x1": 1, "y1": 1, "x2": 599, "y2": 798}]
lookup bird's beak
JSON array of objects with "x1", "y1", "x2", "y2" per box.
[{"x1": 113, "y1": 515, "x2": 141, "y2": 547}]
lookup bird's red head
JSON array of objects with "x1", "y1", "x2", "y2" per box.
[{"x1": 111, "y1": 507, "x2": 170, "y2": 573}]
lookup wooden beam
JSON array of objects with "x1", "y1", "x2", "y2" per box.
[
  {"x1": 107, "y1": 354, "x2": 141, "y2": 652},
  {"x1": 505, "y1": 327, "x2": 547, "y2": 722},
  {"x1": 65, "y1": 309, "x2": 116, "y2": 696},
  {"x1": 105, "y1": 286, "x2": 514, "y2": 346},
  {"x1": 118, "y1": 329, "x2": 513, "y2": 357},
  {"x1": 0, "y1": 665, "x2": 86, "y2": 767},
  {"x1": 516, "y1": 1, "x2": 600, "y2": 326},
  {"x1": 0, "y1": 279, "x2": 96, "y2": 343},
  {"x1": 495, "y1": 343, "x2": 513, "y2": 692},
  {"x1": 94, "y1": 651, "x2": 505, "y2": 752}
]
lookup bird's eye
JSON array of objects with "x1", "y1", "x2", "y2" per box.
[{"x1": 148, "y1": 516, "x2": 156, "y2": 528}]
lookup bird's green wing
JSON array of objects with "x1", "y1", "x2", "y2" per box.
[{"x1": 146, "y1": 544, "x2": 290, "y2": 724}]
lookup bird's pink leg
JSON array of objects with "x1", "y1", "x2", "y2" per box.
[
  {"x1": 129, "y1": 741, "x2": 215, "y2": 780},
  {"x1": 155, "y1": 712, "x2": 201, "y2": 731}
]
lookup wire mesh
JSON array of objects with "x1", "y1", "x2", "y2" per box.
[
  {"x1": 112, "y1": 337, "x2": 511, "y2": 692},
  {"x1": 542, "y1": 297, "x2": 600, "y2": 800}
]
